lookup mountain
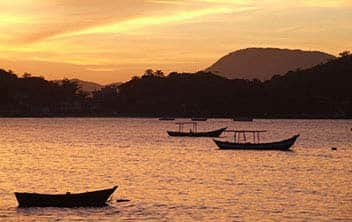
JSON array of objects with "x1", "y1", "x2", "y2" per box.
[
  {"x1": 53, "y1": 79, "x2": 104, "y2": 93},
  {"x1": 107, "y1": 82, "x2": 123, "y2": 88},
  {"x1": 53, "y1": 79, "x2": 122, "y2": 93},
  {"x1": 69, "y1": 79, "x2": 104, "y2": 92},
  {"x1": 206, "y1": 48, "x2": 336, "y2": 80},
  {"x1": 112, "y1": 54, "x2": 351, "y2": 118},
  {"x1": 0, "y1": 54, "x2": 351, "y2": 118}
]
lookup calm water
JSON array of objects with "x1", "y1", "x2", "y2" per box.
[{"x1": 0, "y1": 118, "x2": 351, "y2": 221}]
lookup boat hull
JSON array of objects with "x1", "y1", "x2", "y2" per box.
[
  {"x1": 15, "y1": 186, "x2": 117, "y2": 208},
  {"x1": 233, "y1": 117, "x2": 253, "y2": 122},
  {"x1": 159, "y1": 117, "x2": 175, "y2": 121},
  {"x1": 214, "y1": 135, "x2": 299, "y2": 151},
  {"x1": 191, "y1": 118, "x2": 207, "y2": 121},
  {"x1": 167, "y1": 127, "x2": 226, "y2": 137}
]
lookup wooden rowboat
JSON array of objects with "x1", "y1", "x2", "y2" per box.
[{"x1": 15, "y1": 186, "x2": 117, "y2": 208}]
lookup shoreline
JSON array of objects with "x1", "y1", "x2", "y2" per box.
[{"x1": 0, "y1": 115, "x2": 351, "y2": 120}]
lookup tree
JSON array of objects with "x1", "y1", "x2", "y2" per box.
[
  {"x1": 61, "y1": 78, "x2": 81, "y2": 96},
  {"x1": 23, "y1": 73, "x2": 32, "y2": 78},
  {"x1": 339, "y1": 51, "x2": 351, "y2": 57},
  {"x1": 131, "y1": 75, "x2": 140, "y2": 81},
  {"x1": 144, "y1": 69, "x2": 154, "y2": 76},
  {"x1": 154, "y1": 70, "x2": 164, "y2": 77}
]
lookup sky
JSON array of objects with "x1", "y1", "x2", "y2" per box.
[{"x1": 0, "y1": 0, "x2": 351, "y2": 84}]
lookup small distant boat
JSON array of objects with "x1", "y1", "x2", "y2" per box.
[
  {"x1": 191, "y1": 117, "x2": 207, "y2": 121},
  {"x1": 233, "y1": 117, "x2": 253, "y2": 122},
  {"x1": 167, "y1": 122, "x2": 226, "y2": 137},
  {"x1": 159, "y1": 117, "x2": 175, "y2": 121},
  {"x1": 214, "y1": 130, "x2": 299, "y2": 151},
  {"x1": 168, "y1": 128, "x2": 226, "y2": 137},
  {"x1": 15, "y1": 186, "x2": 118, "y2": 208}
]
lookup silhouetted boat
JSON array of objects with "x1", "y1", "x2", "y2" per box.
[
  {"x1": 15, "y1": 186, "x2": 117, "y2": 208},
  {"x1": 159, "y1": 117, "x2": 175, "y2": 121},
  {"x1": 191, "y1": 117, "x2": 207, "y2": 121},
  {"x1": 233, "y1": 117, "x2": 253, "y2": 122},
  {"x1": 167, "y1": 122, "x2": 226, "y2": 137},
  {"x1": 214, "y1": 131, "x2": 299, "y2": 151}
]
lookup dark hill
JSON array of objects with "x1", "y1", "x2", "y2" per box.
[
  {"x1": 113, "y1": 55, "x2": 351, "y2": 118},
  {"x1": 53, "y1": 79, "x2": 103, "y2": 93},
  {"x1": 0, "y1": 54, "x2": 350, "y2": 118},
  {"x1": 0, "y1": 70, "x2": 86, "y2": 116},
  {"x1": 206, "y1": 48, "x2": 336, "y2": 80},
  {"x1": 70, "y1": 79, "x2": 103, "y2": 92},
  {"x1": 52, "y1": 79, "x2": 122, "y2": 94}
]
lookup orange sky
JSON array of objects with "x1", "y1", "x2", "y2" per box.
[{"x1": 0, "y1": 0, "x2": 351, "y2": 84}]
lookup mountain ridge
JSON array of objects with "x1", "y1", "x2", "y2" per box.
[
  {"x1": 53, "y1": 79, "x2": 122, "y2": 93},
  {"x1": 0, "y1": 54, "x2": 350, "y2": 118},
  {"x1": 206, "y1": 47, "x2": 336, "y2": 80}
]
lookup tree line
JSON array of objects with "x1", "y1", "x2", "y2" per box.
[{"x1": 0, "y1": 53, "x2": 351, "y2": 118}]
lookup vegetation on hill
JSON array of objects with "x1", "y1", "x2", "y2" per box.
[
  {"x1": 112, "y1": 54, "x2": 351, "y2": 118},
  {"x1": 52, "y1": 79, "x2": 122, "y2": 94},
  {"x1": 0, "y1": 53, "x2": 351, "y2": 118},
  {"x1": 0, "y1": 71, "x2": 86, "y2": 116}
]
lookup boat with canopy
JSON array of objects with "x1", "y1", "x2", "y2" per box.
[
  {"x1": 167, "y1": 122, "x2": 226, "y2": 137},
  {"x1": 213, "y1": 130, "x2": 299, "y2": 150}
]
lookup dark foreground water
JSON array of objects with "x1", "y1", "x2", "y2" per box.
[{"x1": 0, "y1": 118, "x2": 351, "y2": 221}]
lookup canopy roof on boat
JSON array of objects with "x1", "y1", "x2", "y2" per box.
[
  {"x1": 225, "y1": 130, "x2": 267, "y2": 143},
  {"x1": 225, "y1": 130, "x2": 267, "y2": 133},
  {"x1": 175, "y1": 122, "x2": 197, "y2": 125},
  {"x1": 174, "y1": 122, "x2": 199, "y2": 132}
]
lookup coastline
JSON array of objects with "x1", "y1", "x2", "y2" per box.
[{"x1": 0, "y1": 114, "x2": 350, "y2": 119}]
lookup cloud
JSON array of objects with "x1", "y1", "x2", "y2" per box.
[
  {"x1": 257, "y1": 0, "x2": 352, "y2": 8},
  {"x1": 85, "y1": 67, "x2": 116, "y2": 72},
  {"x1": 2, "y1": 0, "x2": 255, "y2": 44},
  {"x1": 48, "y1": 6, "x2": 254, "y2": 39},
  {"x1": 0, "y1": 0, "x2": 350, "y2": 83},
  {"x1": 0, "y1": 14, "x2": 35, "y2": 25},
  {"x1": 301, "y1": 0, "x2": 352, "y2": 7},
  {"x1": 148, "y1": 0, "x2": 249, "y2": 4},
  {"x1": 1, "y1": 1, "x2": 155, "y2": 44}
]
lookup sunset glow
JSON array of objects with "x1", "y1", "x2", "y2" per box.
[{"x1": 0, "y1": 0, "x2": 351, "y2": 83}]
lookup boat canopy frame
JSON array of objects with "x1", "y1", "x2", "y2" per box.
[
  {"x1": 175, "y1": 122, "x2": 198, "y2": 133},
  {"x1": 225, "y1": 130, "x2": 267, "y2": 143}
]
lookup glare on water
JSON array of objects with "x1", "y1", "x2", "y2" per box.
[{"x1": 0, "y1": 118, "x2": 351, "y2": 221}]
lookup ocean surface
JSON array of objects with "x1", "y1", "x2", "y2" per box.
[{"x1": 0, "y1": 118, "x2": 351, "y2": 221}]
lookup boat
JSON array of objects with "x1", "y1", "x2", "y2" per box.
[
  {"x1": 159, "y1": 117, "x2": 175, "y2": 121},
  {"x1": 233, "y1": 117, "x2": 253, "y2": 122},
  {"x1": 168, "y1": 128, "x2": 226, "y2": 137},
  {"x1": 15, "y1": 186, "x2": 118, "y2": 208},
  {"x1": 167, "y1": 122, "x2": 226, "y2": 137},
  {"x1": 214, "y1": 130, "x2": 299, "y2": 151},
  {"x1": 191, "y1": 117, "x2": 207, "y2": 121}
]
